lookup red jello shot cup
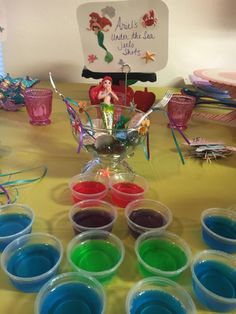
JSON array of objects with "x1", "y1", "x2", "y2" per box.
[
  {"x1": 69, "y1": 173, "x2": 109, "y2": 203},
  {"x1": 110, "y1": 173, "x2": 149, "y2": 208}
]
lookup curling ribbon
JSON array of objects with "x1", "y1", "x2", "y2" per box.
[
  {"x1": 65, "y1": 97, "x2": 94, "y2": 130},
  {"x1": 143, "y1": 131, "x2": 150, "y2": 161},
  {"x1": 163, "y1": 111, "x2": 185, "y2": 165},
  {"x1": 0, "y1": 165, "x2": 47, "y2": 187},
  {"x1": 64, "y1": 99, "x2": 83, "y2": 153},
  {"x1": 0, "y1": 185, "x2": 11, "y2": 204}
]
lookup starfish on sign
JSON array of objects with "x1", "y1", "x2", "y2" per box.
[{"x1": 142, "y1": 50, "x2": 155, "y2": 63}]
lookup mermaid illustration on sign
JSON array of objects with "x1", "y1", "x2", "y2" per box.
[{"x1": 87, "y1": 12, "x2": 113, "y2": 64}]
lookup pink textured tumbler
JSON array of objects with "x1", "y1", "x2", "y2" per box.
[
  {"x1": 167, "y1": 95, "x2": 195, "y2": 131},
  {"x1": 24, "y1": 88, "x2": 53, "y2": 126}
]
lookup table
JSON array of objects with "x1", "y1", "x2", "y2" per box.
[{"x1": 0, "y1": 81, "x2": 236, "y2": 314}]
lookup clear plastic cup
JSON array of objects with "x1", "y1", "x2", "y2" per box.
[
  {"x1": 125, "y1": 199, "x2": 172, "y2": 238},
  {"x1": 201, "y1": 207, "x2": 236, "y2": 253},
  {"x1": 69, "y1": 172, "x2": 109, "y2": 203},
  {"x1": 0, "y1": 204, "x2": 34, "y2": 252},
  {"x1": 110, "y1": 173, "x2": 148, "y2": 208},
  {"x1": 69, "y1": 199, "x2": 117, "y2": 234},
  {"x1": 35, "y1": 272, "x2": 106, "y2": 314},
  {"x1": 191, "y1": 250, "x2": 236, "y2": 312},
  {"x1": 126, "y1": 277, "x2": 196, "y2": 314},
  {"x1": 67, "y1": 230, "x2": 125, "y2": 284},
  {"x1": 135, "y1": 230, "x2": 191, "y2": 279},
  {"x1": 1, "y1": 232, "x2": 63, "y2": 292}
]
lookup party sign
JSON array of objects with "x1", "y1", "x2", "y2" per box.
[{"x1": 77, "y1": 0, "x2": 168, "y2": 72}]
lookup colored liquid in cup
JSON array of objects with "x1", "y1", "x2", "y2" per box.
[
  {"x1": 129, "y1": 209, "x2": 166, "y2": 238},
  {"x1": 130, "y1": 290, "x2": 187, "y2": 314},
  {"x1": 0, "y1": 213, "x2": 32, "y2": 251},
  {"x1": 70, "y1": 240, "x2": 121, "y2": 283},
  {"x1": 193, "y1": 260, "x2": 236, "y2": 311},
  {"x1": 7, "y1": 243, "x2": 60, "y2": 292},
  {"x1": 0, "y1": 213, "x2": 31, "y2": 236},
  {"x1": 202, "y1": 215, "x2": 236, "y2": 252},
  {"x1": 39, "y1": 282, "x2": 103, "y2": 314},
  {"x1": 111, "y1": 182, "x2": 144, "y2": 207},
  {"x1": 72, "y1": 181, "x2": 107, "y2": 202},
  {"x1": 72, "y1": 209, "x2": 114, "y2": 234},
  {"x1": 138, "y1": 239, "x2": 188, "y2": 277},
  {"x1": 204, "y1": 215, "x2": 236, "y2": 239}
]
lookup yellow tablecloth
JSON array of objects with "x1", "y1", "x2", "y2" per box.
[{"x1": 0, "y1": 81, "x2": 236, "y2": 314}]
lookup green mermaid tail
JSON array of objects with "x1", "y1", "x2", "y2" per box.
[
  {"x1": 104, "y1": 51, "x2": 113, "y2": 63},
  {"x1": 97, "y1": 31, "x2": 113, "y2": 64}
]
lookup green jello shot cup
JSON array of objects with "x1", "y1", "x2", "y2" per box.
[
  {"x1": 135, "y1": 230, "x2": 191, "y2": 279},
  {"x1": 67, "y1": 230, "x2": 125, "y2": 284}
]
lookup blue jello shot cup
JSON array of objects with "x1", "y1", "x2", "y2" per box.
[
  {"x1": 191, "y1": 250, "x2": 236, "y2": 312},
  {"x1": 126, "y1": 277, "x2": 196, "y2": 314},
  {"x1": 1, "y1": 233, "x2": 63, "y2": 292},
  {"x1": 201, "y1": 207, "x2": 236, "y2": 253},
  {"x1": 35, "y1": 272, "x2": 106, "y2": 314},
  {"x1": 0, "y1": 204, "x2": 34, "y2": 252}
]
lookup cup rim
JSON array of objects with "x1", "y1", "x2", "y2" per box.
[
  {"x1": 1, "y1": 232, "x2": 63, "y2": 282},
  {"x1": 135, "y1": 230, "x2": 192, "y2": 276},
  {"x1": 82, "y1": 104, "x2": 144, "y2": 132},
  {"x1": 110, "y1": 173, "x2": 149, "y2": 195},
  {"x1": 34, "y1": 271, "x2": 106, "y2": 314},
  {"x1": 69, "y1": 174, "x2": 109, "y2": 198},
  {"x1": 201, "y1": 207, "x2": 236, "y2": 243},
  {"x1": 0, "y1": 203, "x2": 35, "y2": 240},
  {"x1": 24, "y1": 88, "x2": 53, "y2": 97},
  {"x1": 169, "y1": 94, "x2": 196, "y2": 105},
  {"x1": 67, "y1": 230, "x2": 125, "y2": 278},
  {"x1": 191, "y1": 249, "x2": 236, "y2": 303},
  {"x1": 126, "y1": 276, "x2": 196, "y2": 313},
  {"x1": 124, "y1": 199, "x2": 173, "y2": 232},
  {"x1": 68, "y1": 199, "x2": 118, "y2": 231}
]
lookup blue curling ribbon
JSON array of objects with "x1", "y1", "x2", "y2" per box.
[
  {"x1": 164, "y1": 112, "x2": 185, "y2": 165},
  {"x1": 0, "y1": 165, "x2": 47, "y2": 187},
  {"x1": 143, "y1": 131, "x2": 150, "y2": 161}
]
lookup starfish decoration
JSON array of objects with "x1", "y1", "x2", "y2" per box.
[
  {"x1": 138, "y1": 119, "x2": 150, "y2": 135},
  {"x1": 142, "y1": 50, "x2": 155, "y2": 63},
  {"x1": 88, "y1": 54, "x2": 97, "y2": 64},
  {"x1": 98, "y1": 167, "x2": 110, "y2": 178}
]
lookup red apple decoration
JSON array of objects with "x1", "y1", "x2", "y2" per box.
[
  {"x1": 134, "y1": 87, "x2": 156, "y2": 112},
  {"x1": 112, "y1": 81, "x2": 134, "y2": 106}
]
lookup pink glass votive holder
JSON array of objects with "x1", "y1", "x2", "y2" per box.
[
  {"x1": 24, "y1": 88, "x2": 53, "y2": 126},
  {"x1": 167, "y1": 94, "x2": 196, "y2": 131},
  {"x1": 69, "y1": 173, "x2": 109, "y2": 203},
  {"x1": 110, "y1": 173, "x2": 149, "y2": 208}
]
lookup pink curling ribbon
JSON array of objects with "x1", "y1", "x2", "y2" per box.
[{"x1": 64, "y1": 99, "x2": 84, "y2": 153}]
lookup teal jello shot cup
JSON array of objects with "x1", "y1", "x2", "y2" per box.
[
  {"x1": 135, "y1": 230, "x2": 191, "y2": 279},
  {"x1": 35, "y1": 272, "x2": 106, "y2": 314},
  {"x1": 67, "y1": 230, "x2": 125, "y2": 284}
]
